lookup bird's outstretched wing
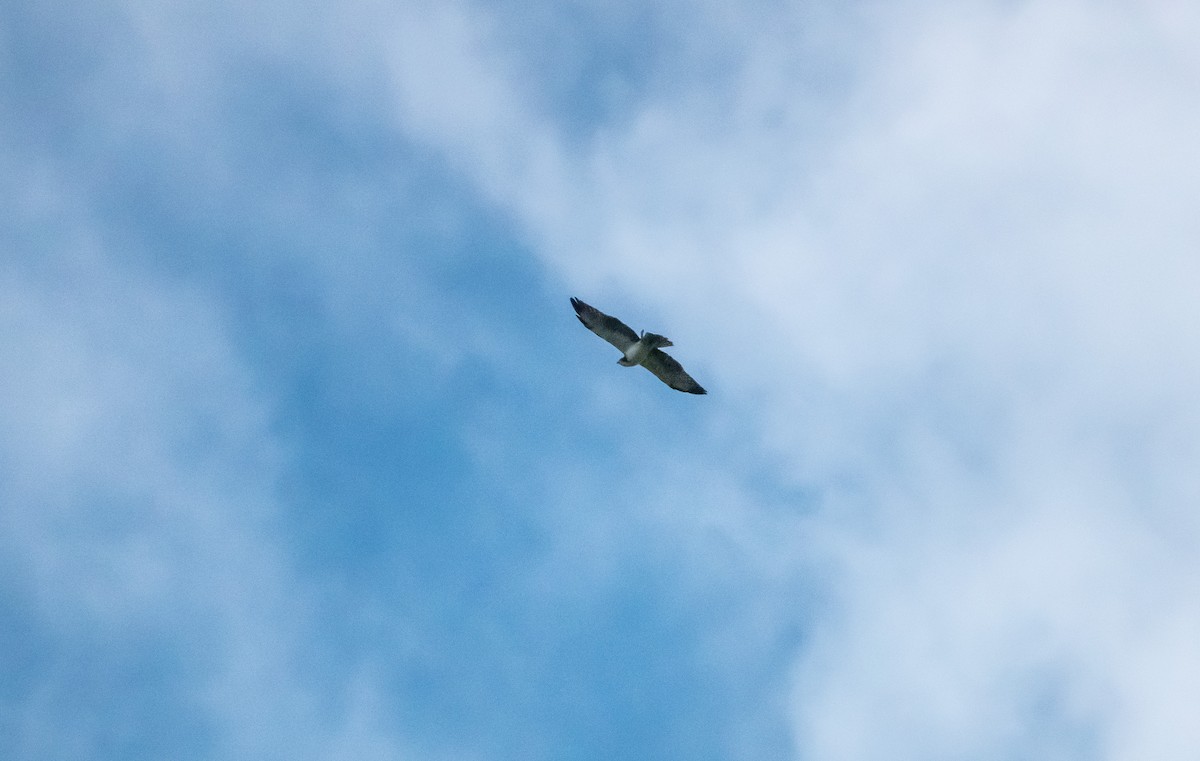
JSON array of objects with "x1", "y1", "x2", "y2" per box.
[
  {"x1": 570, "y1": 297, "x2": 638, "y2": 352},
  {"x1": 643, "y1": 349, "x2": 707, "y2": 394}
]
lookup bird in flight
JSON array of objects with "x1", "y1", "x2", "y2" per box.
[{"x1": 570, "y1": 297, "x2": 707, "y2": 394}]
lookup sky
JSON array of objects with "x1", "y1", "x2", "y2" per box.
[{"x1": 3, "y1": 0, "x2": 1200, "y2": 758}]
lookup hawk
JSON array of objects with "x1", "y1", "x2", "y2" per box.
[{"x1": 570, "y1": 297, "x2": 707, "y2": 395}]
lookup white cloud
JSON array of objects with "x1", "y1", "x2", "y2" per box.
[
  {"x1": 370, "y1": 0, "x2": 1200, "y2": 757},
  {"x1": 0, "y1": 170, "x2": 413, "y2": 758},
  {"x1": 8, "y1": 0, "x2": 1200, "y2": 756}
]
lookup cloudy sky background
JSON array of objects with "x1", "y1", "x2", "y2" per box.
[{"x1": 4, "y1": 0, "x2": 1200, "y2": 758}]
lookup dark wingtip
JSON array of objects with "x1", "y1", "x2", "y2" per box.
[{"x1": 570, "y1": 298, "x2": 590, "y2": 328}]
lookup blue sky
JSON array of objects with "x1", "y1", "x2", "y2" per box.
[{"x1": 4, "y1": 0, "x2": 1200, "y2": 759}]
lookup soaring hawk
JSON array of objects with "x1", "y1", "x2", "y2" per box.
[{"x1": 570, "y1": 297, "x2": 706, "y2": 395}]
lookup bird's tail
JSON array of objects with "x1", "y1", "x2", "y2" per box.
[{"x1": 643, "y1": 332, "x2": 673, "y2": 348}]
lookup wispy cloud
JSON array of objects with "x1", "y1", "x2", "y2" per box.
[
  {"x1": 5, "y1": 0, "x2": 1200, "y2": 758},
  {"x1": 0, "y1": 159, "x2": 414, "y2": 757},
  {"x1": 372, "y1": 0, "x2": 1200, "y2": 757}
]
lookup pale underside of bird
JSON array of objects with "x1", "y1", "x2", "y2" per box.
[{"x1": 570, "y1": 297, "x2": 707, "y2": 394}]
